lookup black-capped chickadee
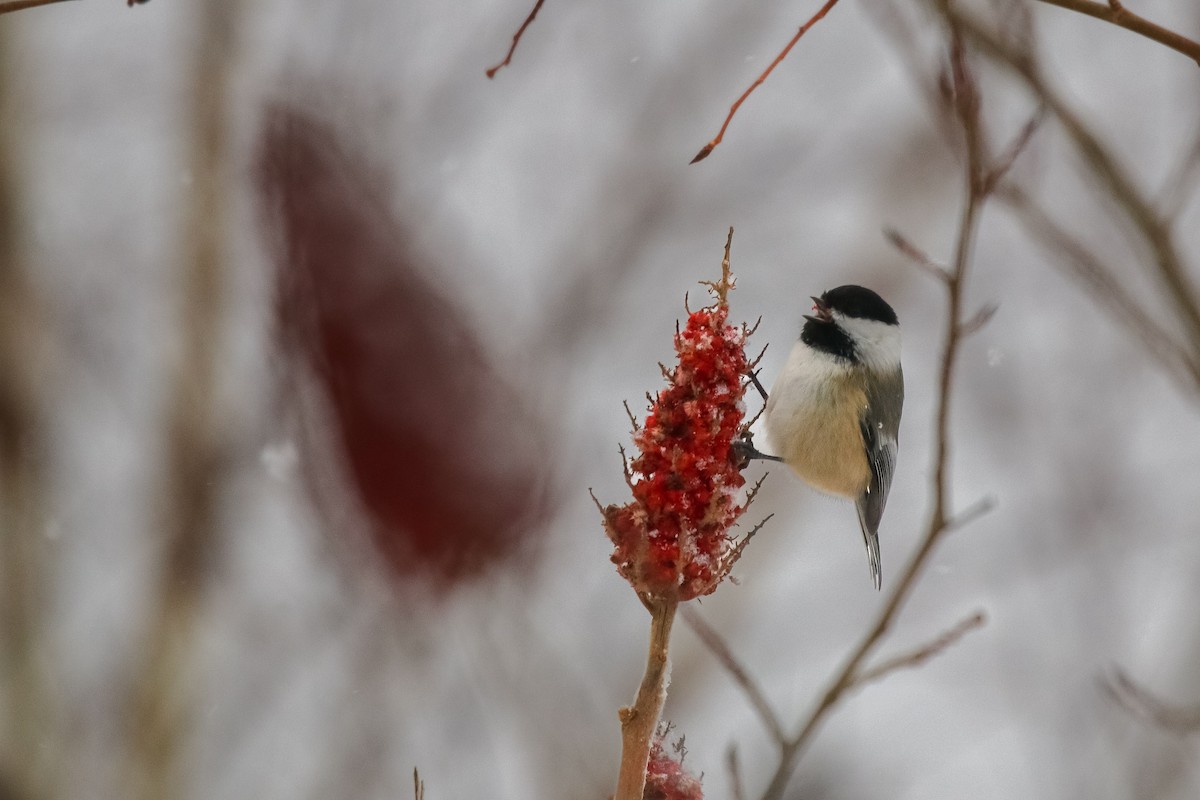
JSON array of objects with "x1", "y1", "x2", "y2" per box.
[{"x1": 762, "y1": 285, "x2": 903, "y2": 590}]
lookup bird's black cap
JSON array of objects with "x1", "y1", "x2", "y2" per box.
[{"x1": 818, "y1": 285, "x2": 898, "y2": 326}]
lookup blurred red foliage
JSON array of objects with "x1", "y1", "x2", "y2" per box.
[{"x1": 257, "y1": 106, "x2": 553, "y2": 586}]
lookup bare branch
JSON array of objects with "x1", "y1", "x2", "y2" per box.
[
  {"x1": 485, "y1": 0, "x2": 546, "y2": 79},
  {"x1": 941, "y1": 1, "x2": 1200, "y2": 365},
  {"x1": 1031, "y1": 0, "x2": 1200, "y2": 67},
  {"x1": 942, "y1": 495, "x2": 996, "y2": 533},
  {"x1": 743, "y1": 399, "x2": 767, "y2": 430},
  {"x1": 699, "y1": 227, "x2": 737, "y2": 302},
  {"x1": 884, "y1": 227, "x2": 951, "y2": 283},
  {"x1": 743, "y1": 472, "x2": 769, "y2": 506},
  {"x1": 957, "y1": 303, "x2": 998, "y2": 337},
  {"x1": 758, "y1": 20, "x2": 1004, "y2": 798},
  {"x1": 0, "y1": 0, "x2": 76, "y2": 13},
  {"x1": 996, "y1": 183, "x2": 1200, "y2": 395},
  {"x1": 982, "y1": 110, "x2": 1044, "y2": 195},
  {"x1": 856, "y1": 611, "x2": 987, "y2": 687},
  {"x1": 690, "y1": 0, "x2": 842, "y2": 163},
  {"x1": 1102, "y1": 668, "x2": 1200, "y2": 734},
  {"x1": 618, "y1": 444, "x2": 634, "y2": 488},
  {"x1": 680, "y1": 606, "x2": 787, "y2": 745},
  {"x1": 718, "y1": 514, "x2": 773, "y2": 580},
  {"x1": 624, "y1": 400, "x2": 640, "y2": 431},
  {"x1": 727, "y1": 746, "x2": 746, "y2": 800},
  {"x1": 615, "y1": 598, "x2": 679, "y2": 800},
  {"x1": 1156, "y1": 129, "x2": 1200, "y2": 222}
]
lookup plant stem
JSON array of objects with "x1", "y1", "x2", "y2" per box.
[{"x1": 614, "y1": 596, "x2": 679, "y2": 800}]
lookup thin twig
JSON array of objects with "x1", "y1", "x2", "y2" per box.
[
  {"x1": 623, "y1": 399, "x2": 640, "y2": 431},
  {"x1": 1031, "y1": 0, "x2": 1200, "y2": 67},
  {"x1": 690, "y1": 0, "x2": 842, "y2": 163},
  {"x1": 942, "y1": 495, "x2": 996, "y2": 533},
  {"x1": 1102, "y1": 668, "x2": 1200, "y2": 735},
  {"x1": 856, "y1": 610, "x2": 986, "y2": 686},
  {"x1": 996, "y1": 182, "x2": 1200, "y2": 395},
  {"x1": 958, "y1": 303, "x2": 998, "y2": 338},
  {"x1": 743, "y1": 472, "x2": 769, "y2": 506},
  {"x1": 0, "y1": 0, "x2": 75, "y2": 13},
  {"x1": 614, "y1": 597, "x2": 679, "y2": 800},
  {"x1": 743, "y1": 399, "x2": 767, "y2": 430},
  {"x1": 700, "y1": 227, "x2": 737, "y2": 302},
  {"x1": 727, "y1": 746, "x2": 746, "y2": 800},
  {"x1": 941, "y1": 1, "x2": 1200, "y2": 367},
  {"x1": 884, "y1": 227, "x2": 951, "y2": 283},
  {"x1": 485, "y1": 0, "x2": 546, "y2": 79},
  {"x1": 680, "y1": 606, "x2": 787, "y2": 744},
  {"x1": 758, "y1": 29, "x2": 997, "y2": 800},
  {"x1": 1157, "y1": 130, "x2": 1200, "y2": 222},
  {"x1": 719, "y1": 514, "x2": 773, "y2": 580},
  {"x1": 981, "y1": 110, "x2": 1044, "y2": 195}
]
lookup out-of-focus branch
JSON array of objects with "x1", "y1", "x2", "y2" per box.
[
  {"x1": 679, "y1": 605, "x2": 786, "y2": 744},
  {"x1": 687, "y1": 602, "x2": 986, "y2": 764},
  {"x1": 690, "y1": 0, "x2": 842, "y2": 164},
  {"x1": 758, "y1": 31, "x2": 1003, "y2": 800},
  {"x1": 938, "y1": 1, "x2": 1200, "y2": 374},
  {"x1": 855, "y1": 610, "x2": 986, "y2": 686},
  {"x1": 125, "y1": 3, "x2": 239, "y2": 798},
  {"x1": 727, "y1": 746, "x2": 746, "y2": 800},
  {"x1": 1031, "y1": 0, "x2": 1200, "y2": 67},
  {"x1": 1157, "y1": 130, "x2": 1200, "y2": 223},
  {"x1": 0, "y1": 24, "x2": 58, "y2": 800},
  {"x1": 485, "y1": 0, "x2": 545, "y2": 79},
  {"x1": 997, "y1": 183, "x2": 1200, "y2": 396},
  {"x1": 1102, "y1": 668, "x2": 1200, "y2": 735}
]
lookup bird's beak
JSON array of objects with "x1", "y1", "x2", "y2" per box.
[{"x1": 804, "y1": 295, "x2": 832, "y2": 323}]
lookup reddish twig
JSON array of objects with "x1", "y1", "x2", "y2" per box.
[
  {"x1": 1032, "y1": 0, "x2": 1200, "y2": 67},
  {"x1": 0, "y1": 0, "x2": 75, "y2": 13},
  {"x1": 690, "y1": 0, "x2": 842, "y2": 163},
  {"x1": 485, "y1": 0, "x2": 546, "y2": 79}
]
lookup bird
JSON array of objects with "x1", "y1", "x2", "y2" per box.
[{"x1": 762, "y1": 285, "x2": 903, "y2": 590}]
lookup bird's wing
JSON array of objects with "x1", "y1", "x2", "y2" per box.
[{"x1": 856, "y1": 370, "x2": 903, "y2": 589}]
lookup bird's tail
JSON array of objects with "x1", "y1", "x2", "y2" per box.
[
  {"x1": 862, "y1": 527, "x2": 882, "y2": 590},
  {"x1": 855, "y1": 505, "x2": 883, "y2": 590}
]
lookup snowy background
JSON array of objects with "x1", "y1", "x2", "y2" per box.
[{"x1": 1, "y1": 1, "x2": 1199, "y2": 798}]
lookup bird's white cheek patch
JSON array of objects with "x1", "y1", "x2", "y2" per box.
[{"x1": 835, "y1": 315, "x2": 901, "y2": 371}]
